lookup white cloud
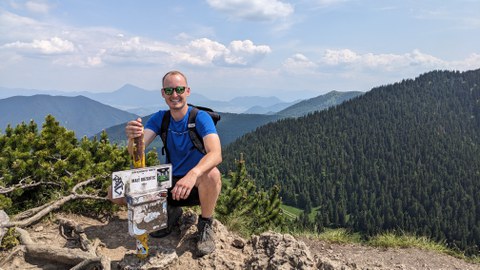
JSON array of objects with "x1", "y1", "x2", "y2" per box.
[
  {"x1": 25, "y1": 1, "x2": 51, "y2": 14},
  {"x1": 174, "y1": 38, "x2": 271, "y2": 67},
  {"x1": 0, "y1": 10, "x2": 48, "y2": 42},
  {"x1": 449, "y1": 53, "x2": 480, "y2": 70},
  {"x1": 206, "y1": 0, "x2": 294, "y2": 21},
  {"x1": 2, "y1": 37, "x2": 75, "y2": 54},
  {"x1": 313, "y1": 0, "x2": 350, "y2": 8},
  {"x1": 320, "y1": 49, "x2": 446, "y2": 71},
  {"x1": 214, "y1": 40, "x2": 271, "y2": 66},
  {"x1": 0, "y1": 10, "x2": 272, "y2": 68},
  {"x1": 177, "y1": 38, "x2": 227, "y2": 66},
  {"x1": 283, "y1": 53, "x2": 318, "y2": 74},
  {"x1": 322, "y1": 49, "x2": 359, "y2": 65}
]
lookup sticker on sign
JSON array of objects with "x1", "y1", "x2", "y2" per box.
[{"x1": 111, "y1": 164, "x2": 172, "y2": 199}]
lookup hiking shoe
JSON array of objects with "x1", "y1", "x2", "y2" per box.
[
  {"x1": 150, "y1": 206, "x2": 183, "y2": 238},
  {"x1": 196, "y1": 217, "x2": 215, "y2": 256}
]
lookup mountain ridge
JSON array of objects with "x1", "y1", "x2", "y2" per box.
[
  {"x1": 221, "y1": 68, "x2": 480, "y2": 253},
  {"x1": 0, "y1": 84, "x2": 353, "y2": 115},
  {"x1": 0, "y1": 94, "x2": 139, "y2": 138}
]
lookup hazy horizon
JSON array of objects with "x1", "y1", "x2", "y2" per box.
[{"x1": 1, "y1": 1, "x2": 479, "y2": 101}]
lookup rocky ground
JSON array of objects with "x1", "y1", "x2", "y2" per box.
[{"x1": 1, "y1": 210, "x2": 479, "y2": 270}]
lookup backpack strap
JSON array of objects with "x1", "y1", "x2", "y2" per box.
[
  {"x1": 160, "y1": 111, "x2": 171, "y2": 162},
  {"x1": 187, "y1": 106, "x2": 207, "y2": 155},
  {"x1": 161, "y1": 105, "x2": 216, "y2": 159}
]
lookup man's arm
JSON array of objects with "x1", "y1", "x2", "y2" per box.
[
  {"x1": 189, "y1": 133, "x2": 222, "y2": 177},
  {"x1": 108, "y1": 119, "x2": 157, "y2": 204},
  {"x1": 171, "y1": 133, "x2": 222, "y2": 200},
  {"x1": 125, "y1": 118, "x2": 157, "y2": 155}
]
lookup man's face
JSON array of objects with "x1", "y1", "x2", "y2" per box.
[{"x1": 162, "y1": 74, "x2": 190, "y2": 111}]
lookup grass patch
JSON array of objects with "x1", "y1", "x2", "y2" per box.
[
  {"x1": 308, "y1": 206, "x2": 320, "y2": 221},
  {"x1": 291, "y1": 228, "x2": 480, "y2": 264},
  {"x1": 367, "y1": 231, "x2": 480, "y2": 264},
  {"x1": 317, "y1": 228, "x2": 362, "y2": 244},
  {"x1": 293, "y1": 228, "x2": 362, "y2": 244},
  {"x1": 280, "y1": 205, "x2": 302, "y2": 220},
  {"x1": 368, "y1": 232, "x2": 448, "y2": 252}
]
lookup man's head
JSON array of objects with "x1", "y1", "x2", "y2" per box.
[{"x1": 162, "y1": 70, "x2": 190, "y2": 111}]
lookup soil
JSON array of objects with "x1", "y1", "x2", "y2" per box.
[{"x1": 1, "y1": 210, "x2": 479, "y2": 270}]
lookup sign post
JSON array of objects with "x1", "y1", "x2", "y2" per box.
[{"x1": 111, "y1": 133, "x2": 172, "y2": 259}]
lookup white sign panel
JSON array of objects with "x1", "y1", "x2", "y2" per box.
[{"x1": 111, "y1": 164, "x2": 172, "y2": 199}]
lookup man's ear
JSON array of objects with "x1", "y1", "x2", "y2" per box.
[{"x1": 186, "y1": 87, "x2": 191, "y2": 97}]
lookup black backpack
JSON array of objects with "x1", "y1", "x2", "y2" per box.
[{"x1": 160, "y1": 104, "x2": 221, "y2": 162}]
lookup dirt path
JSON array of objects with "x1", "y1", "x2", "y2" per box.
[{"x1": 1, "y1": 211, "x2": 479, "y2": 270}]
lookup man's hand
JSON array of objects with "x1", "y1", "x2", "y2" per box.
[
  {"x1": 171, "y1": 172, "x2": 197, "y2": 200},
  {"x1": 125, "y1": 117, "x2": 143, "y2": 139}
]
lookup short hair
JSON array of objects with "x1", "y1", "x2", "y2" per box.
[{"x1": 162, "y1": 70, "x2": 188, "y2": 87}]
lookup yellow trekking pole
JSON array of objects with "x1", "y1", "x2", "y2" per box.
[{"x1": 132, "y1": 131, "x2": 148, "y2": 259}]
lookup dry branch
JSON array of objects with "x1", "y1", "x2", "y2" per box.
[
  {"x1": 58, "y1": 217, "x2": 94, "y2": 253},
  {"x1": 15, "y1": 227, "x2": 111, "y2": 269},
  {"x1": 0, "y1": 177, "x2": 61, "y2": 194},
  {"x1": 15, "y1": 227, "x2": 96, "y2": 265},
  {"x1": 70, "y1": 257, "x2": 103, "y2": 270},
  {"x1": 4, "y1": 176, "x2": 108, "y2": 228},
  {"x1": 0, "y1": 181, "x2": 61, "y2": 194},
  {"x1": 0, "y1": 245, "x2": 25, "y2": 268},
  {"x1": 7, "y1": 193, "x2": 107, "y2": 228},
  {"x1": 1, "y1": 175, "x2": 113, "y2": 269},
  {"x1": 12, "y1": 201, "x2": 56, "y2": 221}
]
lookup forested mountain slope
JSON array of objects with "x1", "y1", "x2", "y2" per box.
[
  {"x1": 221, "y1": 69, "x2": 480, "y2": 254},
  {"x1": 275, "y1": 90, "x2": 363, "y2": 117},
  {"x1": 0, "y1": 95, "x2": 139, "y2": 137},
  {"x1": 99, "y1": 91, "x2": 357, "y2": 147},
  {"x1": 99, "y1": 112, "x2": 281, "y2": 150}
]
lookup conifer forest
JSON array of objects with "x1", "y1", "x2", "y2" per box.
[{"x1": 221, "y1": 69, "x2": 480, "y2": 255}]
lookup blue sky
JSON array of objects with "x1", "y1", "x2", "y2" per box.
[{"x1": 1, "y1": 0, "x2": 479, "y2": 101}]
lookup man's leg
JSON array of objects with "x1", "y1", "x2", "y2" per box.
[
  {"x1": 196, "y1": 167, "x2": 222, "y2": 218},
  {"x1": 195, "y1": 167, "x2": 222, "y2": 256}
]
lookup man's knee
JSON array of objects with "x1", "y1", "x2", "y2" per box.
[{"x1": 198, "y1": 167, "x2": 222, "y2": 190}]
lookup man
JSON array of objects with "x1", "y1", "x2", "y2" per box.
[{"x1": 124, "y1": 70, "x2": 222, "y2": 256}]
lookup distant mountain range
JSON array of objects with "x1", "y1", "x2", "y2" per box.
[
  {"x1": 0, "y1": 87, "x2": 362, "y2": 144},
  {"x1": 0, "y1": 85, "x2": 302, "y2": 116},
  {"x1": 98, "y1": 91, "x2": 362, "y2": 148},
  {"x1": 276, "y1": 90, "x2": 363, "y2": 117},
  {"x1": 0, "y1": 95, "x2": 139, "y2": 138}
]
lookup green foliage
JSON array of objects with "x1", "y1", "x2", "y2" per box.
[
  {"x1": 280, "y1": 204, "x2": 302, "y2": 220},
  {"x1": 0, "y1": 115, "x2": 134, "y2": 216},
  {"x1": 368, "y1": 231, "x2": 448, "y2": 251},
  {"x1": 0, "y1": 228, "x2": 19, "y2": 250},
  {"x1": 0, "y1": 195, "x2": 12, "y2": 210},
  {"x1": 216, "y1": 154, "x2": 286, "y2": 236},
  {"x1": 221, "y1": 69, "x2": 480, "y2": 255},
  {"x1": 312, "y1": 228, "x2": 362, "y2": 244}
]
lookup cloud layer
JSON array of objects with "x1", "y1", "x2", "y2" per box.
[
  {"x1": 0, "y1": 9, "x2": 271, "y2": 68},
  {"x1": 1, "y1": 0, "x2": 479, "y2": 100},
  {"x1": 206, "y1": 0, "x2": 293, "y2": 21}
]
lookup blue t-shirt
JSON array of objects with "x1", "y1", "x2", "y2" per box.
[{"x1": 145, "y1": 106, "x2": 217, "y2": 176}]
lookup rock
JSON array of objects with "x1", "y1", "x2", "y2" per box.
[
  {"x1": 118, "y1": 246, "x2": 178, "y2": 270},
  {"x1": 232, "y1": 238, "x2": 246, "y2": 249},
  {"x1": 0, "y1": 210, "x2": 9, "y2": 242},
  {"x1": 245, "y1": 231, "x2": 316, "y2": 270},
  {"x1": 317, "y1": 257, "x2": 356, "y2": 270}
]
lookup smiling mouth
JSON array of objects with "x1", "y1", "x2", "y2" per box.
[{"x1": 169, "y1": 98, "x2": 182, "y2": 104}]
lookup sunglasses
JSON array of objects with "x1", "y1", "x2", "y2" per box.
[{"x1": 163, "y1": 86, "x2": 187, "y2": 95}]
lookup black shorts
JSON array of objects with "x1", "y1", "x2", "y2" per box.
[{"x1": 167, "y1": 176, "x2": 200, "y2": 207}]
